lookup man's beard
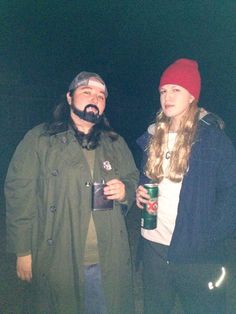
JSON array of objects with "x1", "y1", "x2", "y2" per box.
[{"x1": 71, "y1": 103, "x2": 103, "y2": 124}]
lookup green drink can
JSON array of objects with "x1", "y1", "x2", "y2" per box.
[{"x1": 141, "y1": 183, "x2": 159, "y2": 230}]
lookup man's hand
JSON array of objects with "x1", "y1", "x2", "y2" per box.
[
  {"x1": 104, "y1": 179, "x2": 126, "y2": 202},
  {"x1": 16, "y1": 254, "x2": 32, "y2": 282}
]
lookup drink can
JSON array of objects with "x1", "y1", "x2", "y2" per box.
[{"x1": 141, "y1": 183, "x2": 158, "y2": 230}]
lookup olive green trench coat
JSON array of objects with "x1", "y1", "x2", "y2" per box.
[{"x1": 5, "y1": 124, "x2": 139, "y2": 313}]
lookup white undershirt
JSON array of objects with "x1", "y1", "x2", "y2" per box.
[{"x1": 141, "y1": 133, "x2": 183, "y2": 246}]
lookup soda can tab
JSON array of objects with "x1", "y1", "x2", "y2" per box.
[{"x1": 141, "y1": 183, "x2": 158, "y2": 230}]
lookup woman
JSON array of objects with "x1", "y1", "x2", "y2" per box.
[{"x1": 136, "y1": 59, "x2": 236, "y2": 313}]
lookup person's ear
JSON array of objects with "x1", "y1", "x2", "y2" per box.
[
  {"x1": 189, "y1": 94, "x2": 195, "y2": 104},
  {"x1": 66, "y1": 92, "x2": 72, "y2": 106}
]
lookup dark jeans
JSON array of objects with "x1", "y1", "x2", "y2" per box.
[
  {"x1": 84, "y1": 264, "x2": 107, "y2": 314},
  {"x1": 142, "y1": 238, "x2": 226, "y2": 314}
]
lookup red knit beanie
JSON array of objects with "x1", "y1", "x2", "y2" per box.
[{"x1": 159, "y1": 58, "x2": 201, "y2": 100}]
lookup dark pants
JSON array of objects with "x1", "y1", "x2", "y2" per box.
[
  {"x1": 142, "y1": 238, "x2": 226, "y2": 314},
  {"x1": 84, "y1": 264, "x2": 107, "y2": 314}
]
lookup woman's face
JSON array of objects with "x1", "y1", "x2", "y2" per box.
[{"x1": 159, "y1": 84, "x2": 195, "y2": 125}]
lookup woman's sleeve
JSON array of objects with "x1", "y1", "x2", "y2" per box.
[
  {"x1": 136, "y1": 132, "x2": 151, "y2": 185},
  {"x1": 208, "y1": 132, "x2": 236, "y2": 241}
]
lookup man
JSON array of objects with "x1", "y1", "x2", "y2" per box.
[{"x1": 5, "y1": 72, "x2": 138, "y2": 313}]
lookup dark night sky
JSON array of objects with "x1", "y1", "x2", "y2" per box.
[
  {"x1": 0, "y1": 0, "x2": 236, "y2": 190},
  {"x1": 1, "y1": 1, "x2": 236, "y2": 115}
]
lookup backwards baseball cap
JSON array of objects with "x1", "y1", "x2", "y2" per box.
[
  {"x1": 68, "y1": 71, "x2": 108, "y2": 97},
  {"x1": 159, "y1": 58, "x2": 201, "y2": 100}
]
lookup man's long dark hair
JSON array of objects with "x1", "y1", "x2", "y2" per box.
[{"x1": 44, "y1": 94, "x2": 118, "y2": 147}]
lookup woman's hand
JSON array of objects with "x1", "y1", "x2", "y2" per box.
[
  {"x1": 104, "y1": 179, "x2": 126, "y2": 202},
  {"x1": 136, "y1": 185, "x2": 150, "y2": 209},
  {"x1": 16, "y1": 254, "x2": 32, "y2": 282}
]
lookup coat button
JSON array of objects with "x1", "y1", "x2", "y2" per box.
[
  {"x1": 49, "y1": 205, "x2": 56, "y2": 213},
  {"x1": 47, "y1": 239, "x2": 53, "y2": 246},
  {"x1": 51, "y1": 169, "x2": 59, "y2": 176},
  {"x1": 61, "y1": 136, "x2": 67, "y2": 144}
]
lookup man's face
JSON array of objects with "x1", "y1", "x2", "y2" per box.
[{"x1": 67, "y1": 78, "x2": 106, "y2": 120}]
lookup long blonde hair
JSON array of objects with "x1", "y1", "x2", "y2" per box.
[{"x1": 146, "y1": 101, "x2": 199, "y2": 183}]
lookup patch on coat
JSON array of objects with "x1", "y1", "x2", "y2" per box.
[{"x1": 103, "y1": 160, "x2": 112, "y2": 171}]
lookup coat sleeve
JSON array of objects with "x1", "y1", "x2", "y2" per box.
[
  {"x1": 4, "y1": 129, "x2": 40, "y2": 255},
  {"x1": 113, "y1": 136, "x2": 139, "y2": 213},
  {"x1": 208, "y1": 131, "x2": 236, "y2": 241}
]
